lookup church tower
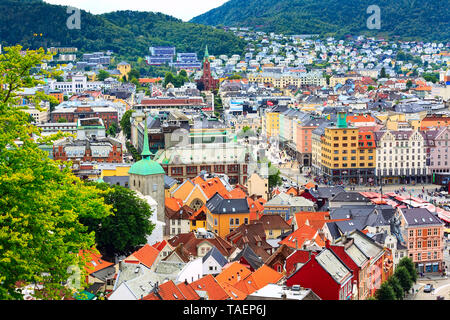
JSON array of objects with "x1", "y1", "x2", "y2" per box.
[
  {"x1": 128, "y1": 114, "x2": 165, "y2": 223},
  {"x1": 196, "y1": 45, "x2": 219, "y2": 91}
]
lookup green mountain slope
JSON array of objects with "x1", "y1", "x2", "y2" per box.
[
  {"x1": 191, "y1": 0, "x2": 450, "y2": 41},
  {"x1": 0, "y1": 0, "x2": 246, "y2": 58}
]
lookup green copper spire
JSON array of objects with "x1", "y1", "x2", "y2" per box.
[
  {"x1": 204, "y1": 45, "x2": 209, "y2": 62},
  {"x1": 141, "y1": 114, "x2": 152, "y2": 159}
]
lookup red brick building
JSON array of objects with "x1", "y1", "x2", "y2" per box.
[
  {"x1": 195, "y1": 46, "x2": 219, "y2": 91},
  {"x1": 51, "y1": 105, "x2": 118, "y2": 129},
  {"x1": 53, "y1": 138, "x2": 123, "y2": 163}
]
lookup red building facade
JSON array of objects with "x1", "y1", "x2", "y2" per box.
[{"x1": 195, "y1": 46, "x2": 219, "y2": 91}]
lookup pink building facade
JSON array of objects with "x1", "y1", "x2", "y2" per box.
[{"x1": 400, "y1": 208, "x2": 445, "y2": 274}]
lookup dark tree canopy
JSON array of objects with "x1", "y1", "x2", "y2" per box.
[{"x1": 80, "y1": 183, "x2": 155, "y2": 257}]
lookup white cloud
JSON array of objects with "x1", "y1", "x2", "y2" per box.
[{"x1": 44, "y1": 0, "x2": 228, "y2": 21}]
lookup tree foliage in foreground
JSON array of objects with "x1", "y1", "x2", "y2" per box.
[
  {"x1": 0, "y1": 46, "x2": 112, "y2": 300},
  {"x1": 80, "y1": 183, "x2": 155, "y2": 257},
  {"x1": 375, "y1": 281, "x2": 396, "y2": 300}
]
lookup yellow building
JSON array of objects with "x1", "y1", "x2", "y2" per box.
[
  {"x1": 189, "y1": 206, "x2": 207, "y2": 232},
  {"x1": 320, "y1": 113, "x2": 376, "y2": 184},
  {"x1": 265, "y1": 112, "x2": 280, "y2": 138},
  {"x1": 117, "y1": 61, "x2": 131, "y2": 79},
  {"x1": 205, "y1": 194, "x2": 250, "y2": 238},
  {"x1": 101, "y1": 164, "x2": 132, "y2": 178},
  {"x1": 329, "y1": 76, "x2": 348, "y2": 87}
]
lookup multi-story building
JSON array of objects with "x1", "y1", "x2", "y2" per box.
[
  {"x1": 423, "y1": 127, "x2": 450, "y2": 175},
  {"x1": 263, "y1": 192, "x2": 315, "y2": 221},
  {"x1": 51, "y1": 102, "x2": 119, "y2": 129},
  {"x1": 321, "y1": 113, "x2": 376, "y2": 184},
  {"x1": 48, "y1": 74, "x2": 103, "y2": 95},
  {"x1": 248, "y1": 71, "x2": 326, "y2": 88},
  {"x1": 399, "y1": 208, "x2": 445, "y2": 274},
  {"x1": 53, "y1": 118, "x2": 122, "y2": 163},
  {"x1": 296, "y1": 117, "x2": 329, "y2": 167},
  {"x1": 205, "y1": 193, "x2": 250, "y2": 238},
  {"x1": 375, "y1": 129, "x2": 428, "y2": 184},
  {"x1": 153, "y1": 143, "x2": 254, "y2": 185}
]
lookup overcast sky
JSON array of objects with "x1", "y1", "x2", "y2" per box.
[{"x1": 44, "y1": 0, "x2": 228, "y2": 21}]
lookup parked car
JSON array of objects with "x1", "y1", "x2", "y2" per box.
[
  {"x1": 423, "y1": 284, "x2": 433, "y2": 293},
  {"x1": 436, "y1": 296, "x2": 445, "y2": 300}
]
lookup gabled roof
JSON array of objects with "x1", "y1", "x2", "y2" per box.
[
  {"x1": 79, "y1": 249, "x2": 113, "y2": 275},
  {"x1": 264, "y1": 244, "x2": 295, "y2": 268},
  {"x1": 206, "y1": 192, "x2": 250, "y2": 214},
  {"x1": 165, "y1": 205, "x2": 194, "y2": 220},
  {"x1": 285, "y1": 250, "x2": 316, "y2": 276},
  {"x1": 152, "y1": 239, "x2": 170, "y2": 252},
  {"x1": 259, "y1": 214, "x2": 291, "y2": 231},
  {"x1": 309, "y1": 186, "x2": 345, "y2": 199},
  {"x1": 400, "y1": 208, "x2": 444, "y2": 227},
  {"x1": 294, "y1": 211, "x2": 330, "y2": 229},
  {"x1": 314, "y1": 249, "x2": 353, "y2": 284},
  {"x1": 168, "y1": 232, "x2": 234, "y2": 258},
  {"x1": 156, "y1": 280, "x2": 187, "y2": 300},
  {"x1": 234, "y1": 265, "x2": 283, "y2": 295},
  {"x1": 190, "y1": 274, "x2": 230, "y2": 300},
  {"x1": 202, "y1": 246, "x2": 228, "y2": 267},
  {"x1": 331, "y1": 192, "x2": 370, "y2": 203},
  {"x1": 215, "y1": 261, "x2": 252, "y2": 286},
  {"x1": 176, "y1": 282, "x2": 201, "y2": 300},
  {"x1": 337, "y1": 230, "x2": 385, "y2": 260},
  {"x1": 232, "y1": 245, "x2": 264, "y2": 271},
  {"x1": 219, "y1": 282, "x2": 248, "y2": 300},
  {"x1": 163, "y1": 244, "x2": 192, "y2": 263},
  {"x1": 165, "y1": 197, "x2": 183, "y2": 211},
  {"x1": 124, "y1": 244, "x2": 160, "y2": 269},
  {"x1": 279, "y1": 224, "x2": 323, "y2": 249}
]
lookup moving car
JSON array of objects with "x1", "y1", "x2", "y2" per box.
[{"x1": 423, "y1": 284, "x2": 433, "y2": 293}]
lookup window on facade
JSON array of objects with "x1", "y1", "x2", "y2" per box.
[
  {"x1": 187, "y1": 166, "x2": 197, "y2": 174},
  {"x1": 417, "y1": 230, "x2": 422, "y2": 236},
  {"x1": 229, "y1": 218, "x2": 234, "y2": 225}
]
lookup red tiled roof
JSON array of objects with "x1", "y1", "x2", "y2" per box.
[
  {"x1": 216, "y1": 262, "x2": 252, "y2": 286},
  {"x1": 165, "y1": 197, "x2": 183, "y2": 211},
  {"x1": 220, "y1": 282, "x2": 248, "y2": 300},
  {"x1": 190, "y1": 275, "x2": 230, "y2": 300},
  {"x1": 79, "y1": 248, "x2": 113, "y2": 274},
  {"x1": 234, "y1": 265, "x2": 283, "y2": 295},
  {"x1": 157, "y1": 281, "x2": 186, "y2": 300},
  {"x1": 279, "y1": 225, "x2": 323, "y2": 249},
  {"x1": 176, "y1": 282, "x2": 201, "y2": 300},
  {"x1": 125, "y1": 244, "x2": 160, "y2": 269},
  {"x1": 285, "y1": 250, "x2": 315, "y2": 276}
]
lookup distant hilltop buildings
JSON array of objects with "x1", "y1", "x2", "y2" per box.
[{"x1": 146, "y1": 46, "x2": 202, "y2": 70}]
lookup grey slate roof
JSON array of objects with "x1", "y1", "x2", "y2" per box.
[
  {"x1": 202, "y1": 246, "x2": 228, "y2": 267},
  {"x1": 400, "y1": 208, "x2": 444, "y2": 227},
  {"x1": 330, "y1": 192, "x2": 371, "y2": 203},
  {"x1": 309, "y1": 186, "x2": 345, "y2": 200},
  {"x1": 232, "y1": 245, "x2": 263, "y2": 270},
  {"x1": 164, "y1": 175, "x2": 178, "y2": 189},
  {"x1": 206, "y1": 192, "x2": 250, "y2": 214}
]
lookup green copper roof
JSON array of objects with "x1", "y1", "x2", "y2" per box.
[
  {"x1": 128, "y1": 113, "x2": 165, "y2": 176},
  {"x1": 128, "y1": 158, "x2": 165, "y2": 175},
  {"x1": 141, "y1": 115, "x2": 152, "y2": 159},
  {"x1": 203, "y1": 45, "x2": 210, "y2": 62}
]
